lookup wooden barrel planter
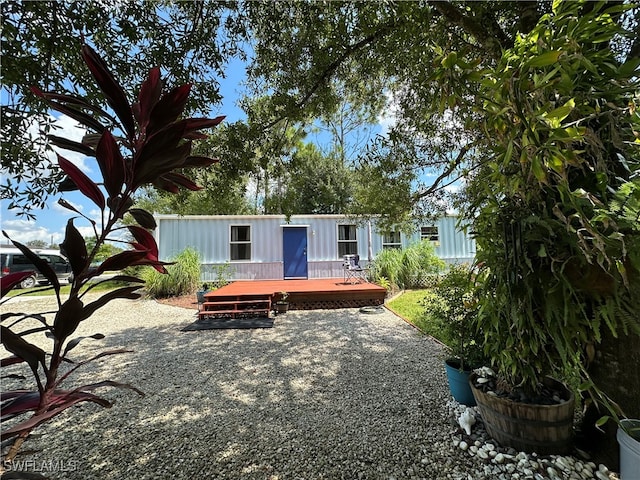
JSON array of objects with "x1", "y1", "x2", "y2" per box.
[{"x1": 469, "y1": 373, "x2": 575, "y2": 455}]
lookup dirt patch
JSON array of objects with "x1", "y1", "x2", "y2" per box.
[{"x1": 155, "y1": 293, "x2": 199, "y2": 310}]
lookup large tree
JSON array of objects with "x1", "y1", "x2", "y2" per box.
[
  {"x1": 240, "y1": 0, "x2": 639, "y2": 217},
  {"x1": 275, "y1": 143, "x2": 355, "y2": 215},
  {"x1": 133, "y1": 124, "x2": 255, "y2": 216},
  {"x1": 5, "y1": 1, "x2": 638, "y2": 219}
]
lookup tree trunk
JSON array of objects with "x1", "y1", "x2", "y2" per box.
[{"x1": 580, "y1": 327, "x2": 640, "y2": 471}]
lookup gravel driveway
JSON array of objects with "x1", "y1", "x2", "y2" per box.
[{"x1": 1, "y1": 297, "x2": 477, "y2": 479}]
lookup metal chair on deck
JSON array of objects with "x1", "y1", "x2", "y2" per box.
[{"x1": 343, "y1": 254, "x2": 366, "y2": 284}]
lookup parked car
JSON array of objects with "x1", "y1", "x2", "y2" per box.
[{"x1": 0, "y1": 247, "x2": 72, "y2": 289}]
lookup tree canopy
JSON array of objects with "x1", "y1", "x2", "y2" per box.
[{"x1": 3, "y1": 1, "x2": 638, "y2": 224}]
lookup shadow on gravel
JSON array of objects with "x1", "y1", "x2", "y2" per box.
[{"x1": 3, "y1": 300, "x2": 471, "y2": 480}]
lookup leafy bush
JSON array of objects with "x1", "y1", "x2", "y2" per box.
[
  {"x1": 207, "y1": 262, "x2": 235, "y2": 289},
  {"x1": 1, "y1": 44, "x2": 222, "y2": 467},
  {"x1": 421, "y1": 263, "x2": 486, "y2": 370},
  {"x1": 369, "y1": 240, "x2": 444, "y2": 290},
  {"x1": 369, "y1": 248, "x2": 402, "y2": 287},
  {"x1": 375, "y1": 276, "x2": 392, "y2": 292},
  {"x1": 399, "y1": 240, "x2": 445, "y2": 288},
  {"x1": 143, "y1": 247, "x2": 201, "y2": 298}
]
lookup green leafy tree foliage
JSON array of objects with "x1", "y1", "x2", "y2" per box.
[
  {"x1": 84, "y1": 236, "x2": 123, "y2": 263},
  {"x1": 314, "y1": 79, "x2": 384, "y2": 165},
  {"x1": 1, "y1": 0, "x2": 239, "y2": 215},
  {"x1": 241, "y1": 97, "x2": 310, "y2": 214},
  {"x1": 25, "y1": 239, "x2": 47, "y2": 248},
  {"x1": 5, "y1": 1, "x2": 639, "y2": 223},
  {"x1": 275, "y1": 144, "x2": 355, "y2": 215},
  {"x1": 133, "y1": 120, "x2": 270, "y2": 216},
  {"x1": 421, "y1": 263, "x2": 486, "y2": 370},
  {"x1": 426, "y1": 2, "x2": 638, "y2": 463},
  {"x1": 238, "y1": 1, "x2": 558, "y2": 220},
  {"x1": 468, "y1": 2, "x2": 640, "y2": 388},
  {"x1": 350, "y1": 136, "x2": 453, "y2": 232}
]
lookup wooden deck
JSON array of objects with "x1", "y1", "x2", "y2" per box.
[{"x1": 203, "y1": 278, "x2": 387, "y2": 310}]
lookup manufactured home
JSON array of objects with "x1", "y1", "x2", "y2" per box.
[{"x1": 155, "y1": 214, "x2": 476, "y2": 282}]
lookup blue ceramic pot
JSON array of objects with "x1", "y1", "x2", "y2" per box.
[
  {"x1": 444, "y1": 359, "x2": 476, "y2": 406},
  {"x1": 196, "y1": 290, "x2": 208, "y2": 304}
]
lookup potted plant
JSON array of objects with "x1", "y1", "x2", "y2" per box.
[
  {"x1": 442, "y1": 2, "x2": 640, "y2": 455},
  {"x1": 275, "y1": 291, "x2": 290, "y2": 314},
  {"x1": 422, "y1": 263, "x2": 487, "y2": 406},
  {"x1": 196, "y1": 283, "x2": 211, "y2": 305},
  {"x1": 618, "y1": 419, "x2": 640, "y2": 479}
]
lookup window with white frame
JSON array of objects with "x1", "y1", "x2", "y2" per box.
[
  {"x1": 337, "y1": 224, "x2": 358, "y2": 257},
  {"x1": 230, "y1": 225, "x2": 251, "y2": 261},
  {"x1": 421, "y1": 226, "x2": 439, "y2": 244},
  {"x1": 382, "y1": 231, "x2": 402, "y2": 249}
]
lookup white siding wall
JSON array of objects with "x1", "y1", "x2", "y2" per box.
[
  {"x1": 412, "y1": 217, "x2": 476, "y2": 264},
  {"x1": 156, "y1": 214, "x2": 476, "y2": 280}
]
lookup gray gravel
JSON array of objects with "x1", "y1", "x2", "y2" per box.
[{"x1": 1, "y1": 297, "x2": 616, "y2": 479}]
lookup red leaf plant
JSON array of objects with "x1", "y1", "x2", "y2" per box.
[{"x1": 2, "y1": 44, "x2": 222, "y2": 472}]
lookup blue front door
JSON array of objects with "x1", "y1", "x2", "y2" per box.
[{"x1": 283, "y1": 227, "x2": 308, "y2": 279}]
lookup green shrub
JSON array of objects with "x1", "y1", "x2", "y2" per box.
[
  {"x1": 369, "y1": 248, "x2": 402, "y2": 288},
  {"x1": 420, "y1": 263, "x2": 486, "y2": 369},
  {"x1": 369, "y1": 240, "x2": 445, "y2": 289},
  {"x1": 375, "y1": 276, "x2": 392, "y2": 291},
  {"x1": 398, "y1": 240, "x2": 445, "y2": 288},
  {"x1": 143, "y1": 247, "x2": 201, "y2": 298},
  {"x1": 207, "y1": 262, "x2": 235, "y2": 289}
]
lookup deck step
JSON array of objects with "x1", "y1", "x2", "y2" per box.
[
  {"x1": 202, "y1": 300, "x2": 271, "y2": 307},
  {"x1": 198, "y1": 308, "x2": 270, "y2": 317},
  {"x1": 199, "y1": 294, "x2": 272, "y2": 319}
]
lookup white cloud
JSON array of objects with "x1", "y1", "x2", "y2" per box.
[
  {"x1": 0, "y1": 218, "x2": 59, "y2": 246},
  {"x1": 2, "y1": 113, "x2": 92, "y2": 187},
  {"x1": 1, "y1": 205, "x2": 105, "y2": 248},
  {"x1": 47, "y1": 114, "x2": 92, "y2": 174},
  {"x1": 377, "y1": 90, "x2": 402, "y2": 136}
]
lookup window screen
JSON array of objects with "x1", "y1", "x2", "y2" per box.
[
  {"x1": 338, "y1": 224, "x2": 357, "y2": 257},
  {"x1": 420, "y1": 226, "x2": 439, "y2": 243},
  {"x1": 382, "y1": 231, "x2": 402, "y2": 249},
  {"x1": 230, "y1": 226, "x2": 251, "y2": 260}
]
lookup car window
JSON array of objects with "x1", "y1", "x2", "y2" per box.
[{"x1": 13, "y1": 255, "x2": 32, "y2": 265}]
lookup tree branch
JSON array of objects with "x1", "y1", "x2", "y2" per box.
[
  {"x1": 428, "y1": 1, "x2": 511, "y2": 60},
  {"x1": 412, "y1": 143, "x2": 472, "y2": 201},
  {"x1": 518, "y1": 1, "x2": 543, "y2": 34},
  {"x1": 265, "y1": 19, "x2": 399, "y2": 129}
]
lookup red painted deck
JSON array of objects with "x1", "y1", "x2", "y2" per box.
[{"x1": 204, "y1": 278, "x2": 387, "y2": 310}]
